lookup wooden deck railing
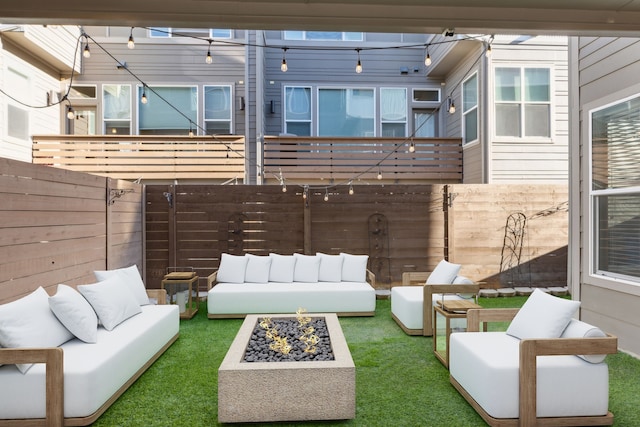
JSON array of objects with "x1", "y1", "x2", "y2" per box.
[
  {"x1": 263, "y1": 136, "x2": 462, "y2": 184},
  {"x1": 32, "y1": 135, "x2": 246, "y2": 182}
]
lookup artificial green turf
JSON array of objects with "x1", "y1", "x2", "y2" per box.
[{"x1": 92, "y1": 297, "x2": 640, "y2": 426}]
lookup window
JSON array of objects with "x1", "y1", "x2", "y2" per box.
[
  {"x1": 6, "y1": 67, "x2": 29, "y2": 141},
  {"x1": 68, "y1": 85, "x2": 97, "y2": 99},
  {"x1": 380, "y1": 88, "x2": 407, "y2": 137},
  {"x1": 463, "y1": 73, "x2": 479, "y2": 144},
  {"x1": 204, "y1": 85, "x2": 232, "y2": 134},
  {"x1": 495, "y1": 67, "x2": 550, "y2": 138},
  {"x1": 284, "y1": 86, "x2": 311, "y2": 136},
  {"x1": 590, "y1": 95, "x2": 640, "y2": 280},
  {"x1": 103, "y1": 84, "x2": 131, "y2": 134},
  {"x1": 283, "y1": 31, "x2": 362, "y2": 41},
  {"x1": 138, "y1": 86, "x2": 197, "y2": 135},
  {"x1": 149, "y1": 28, "x2": 231, "y2": 39},
  {"x1": 413, "y1": 110, "x2": 437, "y2": 137},
  {"x1": 318, "y1": 88, "x2": 374, "y2": 137},
  {"x1": 413, "y1": 89, "x2": 440, "y2": 103}
]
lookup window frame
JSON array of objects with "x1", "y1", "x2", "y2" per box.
[
  {"x1": 412, "y1": 88, "x2": 441, "y2": 103},
  {"x1": 493, "y1": 65, "x2": 553, "y2": 142},
  {"x1": 204, "y1": 84, "x2": 233, "y2": 135},
  {"x1": 136, "y1": 84, "x2": 198, "y2": 135},
  {"x1": 317, "y1": 86, "x2": 376, "y2": 137},
  {"x1": 102, "y1": 83, "x2": 132, "y2": 135},
  {"x1": 283, "y1": 31, "x2": 363, "y2": 41},
  {"x1": 462, "y1": 72, "x2": 479, "y2": 145},
  {"x1": 149, "y1": 27, "x2": 232, "y2": 39},
  {"x1": 4, "y1": 66, "x2": 31, "y2": 143},
  {"x1": 380, "y1": 87, "x2": 407, "y2": 137},
  {"x1": 283, "y1": 85, "x2": 312, "y2": 136}
]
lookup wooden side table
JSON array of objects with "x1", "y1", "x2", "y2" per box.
[
  {"x1": 161, "y1": 272, "x2": 199, "y2": 319},
  {"x1": 433, "y1": 300, "x2": 482, "y2": 368}
]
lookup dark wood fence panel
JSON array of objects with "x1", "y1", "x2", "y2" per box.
[{"x1": 0, "y1": 159, "x2": 143, "y2": 304}]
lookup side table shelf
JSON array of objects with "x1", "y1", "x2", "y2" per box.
[
  {"x1": 161, "y1": 272, "x2": 199, "y2": 319},
  {"x1": 433, "y1": 300, "x2": 482, "y2": 368}
]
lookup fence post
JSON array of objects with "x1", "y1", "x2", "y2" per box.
[{"x1": 303, "y1": 191, "x2": 312, "y2": 254}]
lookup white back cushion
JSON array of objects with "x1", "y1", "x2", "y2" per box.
[
  {"x1": 244, "y1": 254, "x2": 272, "y2": 283},
  {"x1": 340, "y1": 253, "x2": 368, "y2": 282},
  {"x1": 506, "y1": 289, "x2": 580, "y2": 340},
  {"x1": 317, "y1": 253, "x2": 344, "y2": 282},
  {"x1": 49, "y1": 284, "x2": 98, "y2": 343},
  {"x1": 293, "y1": 254, "x2": 321, "y2": 282},
  {"x1": 94, "y1": 264, "x2": 150, "y2": 306},
  {"x1": 269, "y1": 254, "x2": 297, "y2": 282},
  {"x1": 78, "y1": 276, "x2": 142, "y2": 331},
  {"x1": 426, "y1": 259, "x2": 461, "y2": 284},
  {"x1": 217, "y1": 253, "x2": 249, "y2": 283}
]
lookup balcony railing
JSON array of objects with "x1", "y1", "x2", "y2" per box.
[
  {"x1": 263, "y1": 136, "x2": 462, "y2": 184},
  {"x1": 32, "y1": 135, "x2": 246, "y2": 182}
]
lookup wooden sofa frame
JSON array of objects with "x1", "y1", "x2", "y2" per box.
[
  {"x1": 392, "y1": 271, "x2": 479, "y2": 336},
  {"x1": 0, "y1": 289, "x2": 176, "y2": 427},
  {"x1": 450, "y1": 308, "x2": 618, "y2": 427}
]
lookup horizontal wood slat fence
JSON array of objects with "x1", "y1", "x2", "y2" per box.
[
  {"x1": 263, "y1": 136, "x2": 463, "y2": 184},
  {"x1": 145, "y1": 183, "x2": 568, "y2": 291},
  {"x1": 0, "y1": 158, "x2": 143, "y2": 304},
  {"x1": 32, "y1": 135, "x2": 246, "y2": 182}
]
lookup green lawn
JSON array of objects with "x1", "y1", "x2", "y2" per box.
[{"x1": 92, "y1": 297, "x2": 640, "y2": 426}]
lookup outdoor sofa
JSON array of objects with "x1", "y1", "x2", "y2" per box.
[
  {"x1": 207, "y1": 252, "x2": 376, "y2": 317},
  {"x1": 0, "y1": 265, "x2": 179, "y2": 426}
]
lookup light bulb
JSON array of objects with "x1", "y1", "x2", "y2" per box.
[
  {"x1": 83, "y1": 43, "x2": 91, "y2": 58},
  {"x1": 141, "y1": 91, "x2": 148, "y2": 104},
  {"x1": 449, "y1": 102, "x2": 456, "y2": 114},
  {"x1": 66, "y1": 106, "x2": 75, "y2": 120},
  {"x1": 206, "y1": 51, "x2": 212, "y2": 64},
  {"x1": 424, "y1": 53, "x2": 431, "y2": 66},
  {"x1": 281, "y1": 58, "x2": 288, "y2": 72},
  {"x1": 189, "y1": 128, "x2": 194, "y2": 138},
  {"x1": 127, "y1": 28, "x2": 135, "y2": 49},
  {"x1": 324, "y1": 190, "x2": 329, "y2": 202},
  {"x1": 282, "y1": 184, "x2": 287, "y2": 193},
  {"x1": 377, "y1": 169, "x2": 382, "y2": 180},
  {"x1": 302, "y1": 188, "x2": 308, "y2": 199},
  {"x1": 409, "y1": 142, "x2": 415, "y2": 153},
  {"x1": 355, "y1": 59, "x2": 362, "y2": 74},
  {"x1": 349, "y1": 185, "x2": 354, "y2": 195},
  {"x1": 485, "y1": 44, "x2": 492, "y2": 57}
]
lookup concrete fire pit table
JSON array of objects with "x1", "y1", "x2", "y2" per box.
[{"x1": 217, "y1": 313, "x2": 356, "y2": 423}]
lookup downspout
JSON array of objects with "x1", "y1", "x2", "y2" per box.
[
  {"x1": 482, "y1": 44, "x2": 491, "y2": 183},
  {"x1": 567, "y1": 37, "x2": 580, "y2": 301},
  {"x1": 255, "y1": 30, "x2": 265, "y2": 184}
]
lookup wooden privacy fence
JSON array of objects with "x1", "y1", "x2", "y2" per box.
[
  {"x1": 145, "y1": 183, "x2": 568, "y2": 290},
  {"x1": 0, "y1": 158, "x2": 143, "y2": 304}
]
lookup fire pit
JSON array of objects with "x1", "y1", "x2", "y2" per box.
[{"x1": 217, "y1": 313, "x2": 356, "y2": 423}]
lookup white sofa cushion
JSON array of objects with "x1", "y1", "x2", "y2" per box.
[
  {"x1": 561, "y1": 319, "x2": 608, "y2": 363},
  {"x1": 426, "y1": 259, "x2": 461, "y2": 284},
  {"x1": 269, "y1": 254, "x2": 297, "y2": 282},
  {"x1": 94, "y1": 264, "x2": 150, "y2": 306},
  {"x1": 317, "y1": 253, "x2": 344, "y2": 282},
  {"x1": 0, "y1": 305, "x2": 179, "y2": 419},
  {"x1": 391, "y1": 286, "x2": 465, "y2": 330},
  {"x1": 0, "y1": 287, "x2": 74, "y2": 373},
  {"x1": 244, "y1": 254, "x2": 272, "y2": 283},
  {"x1": 293, "y1": 254, "x2": 321, "y2": 282},
  {"x1": 217, "y1": 253, "x2": 248, "y2": 283},
  {"x1": 506, "y1": 289, "x2": 580, "y2": 339},
  {"x1": 340, "y1": 253, "x2": 368, "y2": 282},
  {"x1": 49, "y1": 284, "x2": 98, "y2": 343},
  {"x1": 450, "y1": 331, "x2": 609, "y2": 419},
  {"x1": 78, "y1": 276, "x2": 142, "y2": 331}
]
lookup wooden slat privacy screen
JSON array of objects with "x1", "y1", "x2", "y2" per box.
[{"x1": 0, "y1": 158, "x2": 143, "y2": 304}]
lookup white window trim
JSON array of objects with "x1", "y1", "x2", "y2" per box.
[
  {"x1": 203, "y1": 84, "x2": 234, "y2": 135},
  {"x1": 380, "y1": 87, "x2": 408, "y2": 137},
  {"x1": 102, "y1": 83, "x2": 132, "y2": 134},
  {"x1": 412, "y1": 88, "x2": 441, "y2": 104},
  {"x1": 316, "y1": 86, "x2": 377, "y2": 137},
  {"x1": 4, "y1": 63, "x2": 31, "y2": 144},
  {"x1": 149, "y1": 28, "x2": 231, "y2": 39},
  {"x1": 492, "y1": 64, "x2": 555, "y2": 144},
  {"x1": 135, "y1": 84, "x2": 199, "y2": 135},
  {"x1": 283, "y1": 31, "x2": 363, "y2": 41},
  {"x1": 462, "y1": 72, "x2": 479, "y2": 146},
  {"x1": 283, "y1": 85, "x2": 312, "y2": 136}
]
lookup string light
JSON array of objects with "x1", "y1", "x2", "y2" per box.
[
  {"x1": 83, "y1": 42, "x2": 91, "y2": 58},
  {"x1": 302, "y1": 185, "x2": 308, "y2": 199},
  {"x1": 409, "y1": 139, "x2": 415, "y2": 153},
  {"x1": 355, "y1": 48, "x2": 363, "y2": 74},
  {"x1": 141, "y1": 87, "x2": 148, "y2": 104},
  {"x1": 206, "y1": 39, "x2": 213, "y2": 64},
  {"x1": 348, "y1": 182, "x2": 354, "y2": 195},
  {"x1": 377, "y1": 167, "x2": 383, "y2": 180},
  {"x1": 324, "y1": 189, "x2": 329, "y2": 201},
  {"x1": 127, "y1": 27, "x2": 135, "y2": 49},
  {"x1": 189, "y1": 123, "x2": 194, "y2": 137},
  {"x1": 485, "y1": 43, "x2": 492, "y2": 57},
  {"x1": 281, "y1": 47, "x2": 288, "y2": 72},
  {"x1": 448, "y1": 97, "x2": 456, "y2": 114},
  {"x1": 66, "y1": 104, "x2": 75, "y2": 120},
  {"x1": 424, "y1": 47, "x2": 431, "y2": 66}
]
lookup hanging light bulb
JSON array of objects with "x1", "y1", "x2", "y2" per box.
[
  {"x1": 141, "y1": 88, "x2": 148, "y2": 105},
  {"x1": 83, "y1": 42, "x2": 91, "y2": 58},
  {"x1": 448, "y1": 97, "x2": 456, "y2": 114},
  {"x1": 377, "y1": 167, "x2": 382, "y2": 180},
  {"x1": 127, "y1": 27, "x2": 135, "y2": 49},
  {"x1": 189, "y1": 124, "x2": 194, "y2": 138},
  {"x1": 280, "y1": 48, "x2": 288, "y2": 72},
  {"x1": 348, "y1": 182, "x2": 354, "y2": 195},
  {"x1": 424, "y1": 47, "x2": 431, "y2": 66},
  {"x1": 485, "y1": 43, "x2": 492, "y2": 57},
  {"x1": 355, "y1": 49, "x2": 363, "y2": 74},
  {"x1": 409, "y1": 140, "x2": 416, "y2": 153},
  {"x1": 282, "y1": 182, "x2": 287, "y2": 192},
  {"x1": 302, "y1": 185, "x2": 308, "y2": 199},
  {"x1": 206, "y1": 40, "x2": 213, "y2": 64},
  {"x1": 66, "y1": 105, "x2": 75, "y2": 120},
  {"x1": 324, "y1": 189, "x2": 329, "y2": 202}
]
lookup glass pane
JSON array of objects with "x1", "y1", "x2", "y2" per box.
[
  {"x1": 496, "y1": 104, "x2": 521, "y2": 137},
  {"x1": 283, "y1": 31, "x2": 303, "y2": 40},
  {"x1": 306, "y1": 31, "x2": 342, "y2": 40},
  {"x1": 7, "y1": 105, "x2": 29, "y2": 140},
  {"x1": 595, "y1": 194, "x2": 640, "y2": 278},
  {"x1": 205, "y1": 121, "x2": 231, "y2": 134},
  {"x1": 68, "y1": 86, "x2": 96, "y2": 99},
  {"x1": 174, "y1": 28, "x2": 210, "y2": 38},
  {"x1": 524, "y1": 104, "x2": 550, "y2": 137},
  {"x1": 382, "y1": 123, "x2": 406, "y2": 137},
  {"x1": 205, "y1": 86, "x2": 231, "y2": 120},
  {"x1": 381, "y1": 88, "x2": 407, "y2": 121},
  {"x1": 103, "y1": 85, "x2": 131, "y2": 120},
  {"x1": 525, "y1": 68, "x2": 550, "y2": 102},
  {"x1": 344, "y1": 32, "x2": 364, "y2": 41},
  {"x1": 495, "y1": 68, "x2": 520, "y2": 102},
  {"x1": 464, "y1": 109, "x2": 478, "y2": 143},
  {"x1": 212, "y1": 29, "x2": 232, "y2": 38},
  {"x1": 149, "y1": 27, "x2": 169, "y2": 37},
  {"x1": 139, "y1": 86, "x2": 197, "y2": 132},
  {"x1": 414, "y1": 111, "x2": 436, "y2": 137},
  {"x1": 413, "y1": 89, "x2": 439, "y2": 102},
  {"x1": 104, "y1": 120, "x2": 130, "y2": 135},
  {"x1": 318, "y1": 88, "x2": 374, "y2": 137},
  {"x1": 592, "y1": 96, "x2": 640, "y2": 190},
  {"x1": 73, "y1": 108, "x2": 96, "y2": 135},
  {"x1": 285, "y1": 87, "x2": 311, "y2": 121},
  {"x1": 286, "y1": 122, "x2": 311, "y2": 136},
  {"x1": 463, "y1": 74, "x2": 478, "y2": 111}
]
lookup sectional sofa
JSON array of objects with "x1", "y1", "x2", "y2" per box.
[{"x1": 207, "y1": 253, "x2": 377, "y2": 318}]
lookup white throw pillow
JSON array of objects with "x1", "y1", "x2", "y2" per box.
[
  {"x1": 506, "y1": 288, "x2": 580, "y2": 340},
  {"x1": 78, "y1": 276, "x2": 142, "y2": 331},
  {"x1": 94, "y1": 264, "x2": 150, "y2": 306},
  {"x1": 217, "y1": 253, "x2": 249, "y2": 283},
  {"x1": 0, "y1": 287, "x2": 74, "y2": 373},
  {"x1": 452, "y1": 275, "x2": 476, "y2": 299},
  {"x1": 269, "y1": 254, "x2": 297, "y2": 282},
  {"x1": 293, "y1": 254, "x2": 321, "y2": 283},
  {"x1": 244, "y1": 254, "x2": 272, "y2": 283},
  {"x1": 317, "y1": 253, "x2": 344, "y2": 282},
  {"x1": 426, "y1": 259, "x2": 461, "y2": 284},
  {"x1": 340, "y1": 253, "x2": 369, "y2": 282},
  {"x1": 561, "y1": 319, "x2": 608, "y2": 364},
  {"x1": 49, "y1": 284, "x2": 98, "y2": 343}
]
